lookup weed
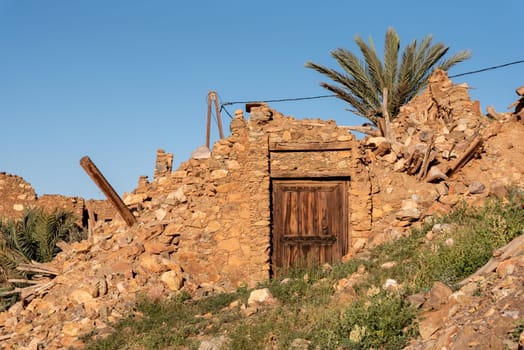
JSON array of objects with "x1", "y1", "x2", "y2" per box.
[
  {"x1": 510, "y1": 318, "x2": 524, "y2": 344},
  {"x1": 338, "y1": 292, "x2": 417, "y2": 350}
]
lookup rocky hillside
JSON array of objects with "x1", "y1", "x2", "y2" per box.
[{"x1": 405, "y1": 235, "x2": 524, "y2": 349}]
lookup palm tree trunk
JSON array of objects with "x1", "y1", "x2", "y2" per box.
[{"x1": 382, "y1": 87, "x2": 394, "y2": 143}]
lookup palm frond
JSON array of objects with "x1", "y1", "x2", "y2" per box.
[
  {"x1": 393, "y1": 40, "x2": 417, "y2": 114},
  {"x1": 410, "y1": 40, "x2": 447, "y2": 93},
  {"x1": 438, "y1": 49, "x2": 472, "y2": 71},
  {"x1": 355, "y1": 35, "x2": 385, "y2": 94},
  {"x1": 306, "y1": 27, "x2": 471, "y2": 126},
  {"x1": 331, "y1": 49, "x2": 381, "y2": 110},
  {"x1": 306, "y1": 58, "x2": 379, "y2": 119},
  {"x1": 0, "y1": 207, "x2": 80, "y2": 263},
  {"x1": 383, "y1": 28, "x2": 400, "y2": 113},
  {"x1": 320, "y1": 82, "x2": 379, "y2": 124}
]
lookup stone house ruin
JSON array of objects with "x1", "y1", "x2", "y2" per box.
[
  {"x1": 1, "y1": 70, "x2": 524, "y2": 348},
  {"x1": 0, "y1": 172, "x2": 115, "y2": 227},
  {"x1": 123, "y1": 105, "x2": 373, "y2": 290},
  {"x1": 2, "y1": 70, "x2": 523, "y2": 295},
  {"x1": 120, "y1": 70, "x2": 524, "y2": 292}
]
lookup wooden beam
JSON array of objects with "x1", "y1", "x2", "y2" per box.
[
  {"x1": 342, "y1": 125, "x2": 381, "y2": 137},
  {"x1": 270, "y1": 170, "x2": 351, "y2": 178},
  {"x1": 80, "y1": 156, "x2": 136, "y2": 227},
  {"x1": 446, "y1": 137, "x2": 483, "y2": 177},
  {"x1": 246, "y1": 102, "x2": 264, "y2": 112},
  {"x1": 206, "y1": 91, "x2": 224, "y2": 148},
  {"x1": 269, "y1": 141, "x2": 352, "y2": 152},
  {"x1": 417, "y1": 136, "x2": 436, "y2": 181}
]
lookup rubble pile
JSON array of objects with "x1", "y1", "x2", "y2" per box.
[
  {"x1": 509, "y1": 85, "x2": 524, "y2": 121},
  {"x1": 0, "y1": 213, "x2": 186, "y2": 348},
  {"x1": 406, "y1": 235, "x2": 524, "y2": 350},
  {"x1": 360, "y1": 72, "x2": 524, "y2": 244},
  {"x1": 365, "y1": 69, "x2": 501, "y2": 183}
]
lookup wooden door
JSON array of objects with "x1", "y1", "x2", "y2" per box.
[{"x1": 272, "y1": 179, "x2": 348, "y2": 273}]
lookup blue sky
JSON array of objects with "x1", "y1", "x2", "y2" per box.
[{"x1": 1, "y1": 1, "x2": 522, "y2": 199}]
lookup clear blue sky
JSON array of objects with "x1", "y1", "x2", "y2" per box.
[{"x1": 1, "y1": 1, "x2": 522, "y2": 199}]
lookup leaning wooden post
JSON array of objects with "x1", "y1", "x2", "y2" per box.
[
  {"x1": 80, "y1": 156, "x2": 136, "y2": 227},
  {"x1": 206, "y1": 91, "x2": 224, "y2": 148},
  {"x1": 85, "y1": 200, "x2": 95, "y2": 238}
]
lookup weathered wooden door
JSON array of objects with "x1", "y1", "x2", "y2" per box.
[{"x1": 272, "y1": 179, "x2": 348, "y2": 272}]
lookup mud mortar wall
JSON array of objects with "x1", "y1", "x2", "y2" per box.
[
  {"x1": 361, "y1": 70, "x2": 524, "y2": 248},
  {"x1": 0, "y1": 172, "x2": 116, "y2": 226},
  {"x1": 0, "y1": 173, "x2": 37, "y2": 218},
  {"x1": 125, "y1": 106, "x2": 373, "y2": 290},
  {"x1": 265, "y1": 111, "x2": 372, "y2": 253}
]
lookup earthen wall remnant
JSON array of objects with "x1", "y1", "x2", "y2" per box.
[
  {"x1": 123, "y1": 105, "x2": 373, "y2": 291},
  {"x1": 0, "y1": 173, "x2": 116, "y2": 228},
  {"x1": 0, "y1": 173, "x2": 37, "y2": 218}
]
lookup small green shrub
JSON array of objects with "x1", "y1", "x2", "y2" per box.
[
  {"x1": 339, "y1": 292, "x2": 417, "y2": 350},
  {"x1": 0, "y1": 207, "x2": 83, "y2": 263},
  {"x1": 85, "y1": 291, "x2": 244, "y2": 349},
  {"x1": 510, "y1": 318, "x2": 524, "y2": 344},
  {"x1": 0, "y1": 207, "x2": 84, "y2": 311}
]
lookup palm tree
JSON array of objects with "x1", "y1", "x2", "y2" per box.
[
  {"x1": 0, "y1": 207, "x2": 82, "y2": 263},
  {"x1": 306, "y1": 27, "x2": 471, "y2": 134},
  {"x1": 0, "y1": 207, "x2": 83, "y2": 310}
]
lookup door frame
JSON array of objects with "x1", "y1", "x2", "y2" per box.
[{"x1": 270, "y1": 177, "x2": 350, "y2": 276}]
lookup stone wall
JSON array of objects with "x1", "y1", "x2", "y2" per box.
[
  {"x1": 124, "y1": 110, "x2": 271, "y2": 290},
  {"x1": 0, "y1": 173, "x2": 37, "y2": 218},
  {"x1": 263, "y1": 110, "x2": 372, "y2": 254},
  {"x1": 37, "y1": 195, "x2": 85, "y2": 222},
  {"x1": 154, "y1": 149, "x2": 173, "y2": 180},
  {"x1": 0, "y1": 172, "x2": 116, "y2": 228},
  {"x1": 86, "y1": 199, "x2": 117, "y2": 223},
  {"x1": 361, "y1": 70, "x2": 524, "y2": 247},
  {"x1": 122, "y1": 105, "x2": 373, "y2": 291}
]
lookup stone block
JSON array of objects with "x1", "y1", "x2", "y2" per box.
[
  {"x1": 160, "y1": 270, "x2": 184, "y2": 291},
  {"x1": 247, "y1": 288, "x2": 276, "y2": 307},
  {"x1": 138, "y1": 253, "x2": 167, "y2": 273},
  {"x1": 211, "y1": 170, "x2": 228, "y2": 180},
  {"x1": 217, "y1": 238, "x2": 240, "y2": 252},
  {"x1": 205, "y1": 221, "x2": 221, "y2": 233}
]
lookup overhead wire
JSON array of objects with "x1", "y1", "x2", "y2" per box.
[
  {"x1": 220, "y1": 95, "x2": 335, "y2": 119},
  {"x1": 221, "y1": 94, "x2": 336, "y2": 107},
  {"x1": 220, "y1": 105, "x2": 235, "y2": 119},
  {"x1": 449, "y1": 59, "x2": 524, "y2": 78},
  {"x1": 216, "y1": 91, "x2": 235, "y2": 119},
  {"x1": 217, "y1": 58, "x2": 524, "y2": 116}
]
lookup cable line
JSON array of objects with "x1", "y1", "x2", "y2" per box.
[
  {"x1": 449, "y1": 59, "x2": 524, "y2": 78},
  {"x1": 221, "y1": 94, "x2": 336, "y2": 107},
  {"x1": 217, "y1": 59, "x2": 524, "y2": 111}
]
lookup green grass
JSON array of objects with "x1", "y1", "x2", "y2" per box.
[
  {"x1": 511, "y1": 318, "x2": 524, "y2": 344},
  {"x1": 83, "y1": 190, "x2": 523, "y2": 349},
  {"x1": 85, "y1": 291, "x2": 243, "y2": 349}
]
